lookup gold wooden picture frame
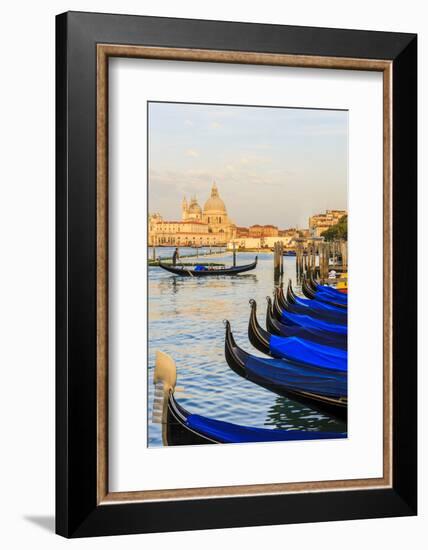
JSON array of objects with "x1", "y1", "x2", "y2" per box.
[{"x1": 56, "y1": 11, "x2": 417, "y2": 538}]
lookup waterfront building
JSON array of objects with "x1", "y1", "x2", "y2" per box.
[
  {"x1": 149, "y1": 182, "x2": 237, "y2": 246},
  {"x1": 227, "y1": 235, "x2": 296, "y2": 250},
  {"x1": 309, "y1": 209, "x2": 347, "y2": 237},
  {"x1": 236, "y1": 226, "x2": 250, "y2": 238},
  {"x1": 248, "y1": 224, "x2": 278, "y2": 238}
]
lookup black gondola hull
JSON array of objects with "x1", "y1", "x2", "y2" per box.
[
  {"x1": 158, "y1": 257, "x2": 257, "y2": 277},
  {"x1": 165, "y1": 393, "x2": 216, "y2": 445}
]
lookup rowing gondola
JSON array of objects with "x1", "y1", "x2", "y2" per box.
[
  {"x1": 153, "y1": 351, "x2": 346, "y2": 445},
  {"x1": 249, "y1": 299, "x2": 347, "y2": 372},
  {"x1": 266, "y1": 297, "x2": 347, "y2": 350},
  {"x1": 276, "y1": 287, "x2": 347, "y2": 324},
  {"x1": 158, "y1": 256, "x2": 257, "y2": 277},
  {"x1": 225, "y1": 321, "x2": 347, "y2": 420},
  {"x1": 273, "y1": 290, "x2": 347, "y2": 335}
]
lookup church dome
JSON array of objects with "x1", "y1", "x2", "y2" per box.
[{"x1": 204, "y1": 183, "x2": 226, "y2": 213}]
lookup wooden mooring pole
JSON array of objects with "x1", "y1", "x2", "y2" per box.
[
  {"x1": 296, "y1": 241, "x2": 304, "y2": 282},
  {"x1": 274, "y1": 241, "x2": 282, "y2": 283}
]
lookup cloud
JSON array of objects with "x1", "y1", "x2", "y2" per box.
[
  {"x1": 239, "y1": 154, "x2": 272, "y2": 166},
  {"x1": 210, "y1": 121, "x2": 222, "y2": 129},
  {"x1": 185, "y1": 148, "x2": 199, "y2": 158}
]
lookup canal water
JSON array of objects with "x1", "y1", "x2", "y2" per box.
[{"x1": 148, "y1": 247, "x2": 346, "y2": 447}]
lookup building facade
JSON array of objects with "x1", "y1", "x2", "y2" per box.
[
  {"x1": 248, "y1": 224, "x2": 279, "y2": 238},
  {"x1": 227, "y1": 235, "x2": 295, "y2": 250},
  {"x1": 309, "y1": 209, "x2": 347, "y2": 237}
]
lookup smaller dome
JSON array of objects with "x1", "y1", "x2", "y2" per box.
[{"x1": 188, "y1": 197, "x2": 202, "y2": 214}]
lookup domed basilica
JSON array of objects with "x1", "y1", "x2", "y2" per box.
[
  {"x1": 181, "y1": 183, "x2": 236, "y2": 241},
  {"x1": 149, "y1": 182, "x2": 236, "y2": 247}
]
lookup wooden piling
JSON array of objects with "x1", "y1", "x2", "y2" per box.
[
  {"x1": 274, "y1": 241, "x2": 283, "y2": 283},
  {"x1": 340, "y1": 240, "x2": 348, "y2": 271}
]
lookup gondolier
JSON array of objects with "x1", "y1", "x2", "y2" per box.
[{"x1": 172, "y1": 247, "x2": 179, "y2": 266}]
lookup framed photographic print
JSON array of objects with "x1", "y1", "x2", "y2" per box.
[{"x1": 56, "y1": 11, "x2": 417, "y2": 538}]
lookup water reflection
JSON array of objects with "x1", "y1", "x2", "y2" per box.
[
  {"x1": 264, "y1": 396, "x2": 346, "y2": 432},
  {"x1": 157, "y1": 273, "x2": 259, "y2": 295}
]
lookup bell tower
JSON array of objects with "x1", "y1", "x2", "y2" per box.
[{"x1": 182, "y1": 196, "x2": 188, "y2": 221}]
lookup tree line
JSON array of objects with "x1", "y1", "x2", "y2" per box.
[{"x1": 321, "y1": 215, "x2": 348, "y2": 241}]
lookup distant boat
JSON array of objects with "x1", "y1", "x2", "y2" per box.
[
  {"x1": 158, "y1": 256, "x2": 257, "y2": 277},
  {"x1": 283, "y1": 250, "x2": 296, "y2": 256},
  {"x1": 335, "y1": 273, "x2": 348, "y2": 294},
  {"x1": 153, "y1": 351, "x2": 346, "y2": 445}
]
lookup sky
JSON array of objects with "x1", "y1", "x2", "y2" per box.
[{"x1": 148, "y1": 102, "x2": 348, "y2": 228}]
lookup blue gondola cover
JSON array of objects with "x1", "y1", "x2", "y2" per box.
[
  {"x1": 245, "y1": 354, "x2": 347, "y2": 397},
  {"x1": 280, "y1": 309, "x2": 348, "y2": 334},
  {"x1": 273, "y1": 324, "x2": 347, "y2": 350},
  {"x1": 270, "y1": 335, "x2": 347, "y2": 372},
  {"x1": 315, "y1": 286, "x2": 348, "y2": 303}
]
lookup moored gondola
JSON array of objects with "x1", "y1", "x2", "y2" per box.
[
  {"x1": 153, "y1": 351, "x2": 346, "y2": 444},
  {"x1": 302, "y1": 276, "x2": 347, "y2": 306},
  {"x1": 310, "y1": 273, "x2": 348, "y2": 299},
  {"x1": 308, "y1": 272, "x2": 318, "y2": 292},
  {"x1": 248, "y1": 300, "x2": 347, "y2": 371},
  {"x1": 280, "y1": 284, "x2": 345, "y2": 314},
  {"x1": 225, "y1": 321, "x2": 347, "y2": 420},
  {"x1": 276, "y1": 287, "x2": 347, "y2": 324},
  {"x1": 287, "y1": 279, "x2": 347, "y2": 310},
  {"x1": 266, "y1": 297, "x2": 347, "y2": 350},
  {"x1": 273, "y1": 290, "x2": 347, "y2": 335},
  {"x1": 158, "y1": 256, "x2": 257, "y2": 277}
]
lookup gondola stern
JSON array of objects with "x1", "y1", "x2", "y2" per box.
[
  {"x1": 248, "y1": 299, "x2": 271, "y2": 355},
  {"x1": 152, "y1": 351, "x2": 177, "y2": 427},
  {"x1": 302, "y1": 276, "x2": 316, "y2": 299},
  {"x1": 224, "y1": 320, "x2": 247, "y2": 377},
  {"x1": 287, "y1": 279, "x2": 297, "y2": 304},
  {"x1": 266, "y1": 298, "x2": 282, "y2": 336},
  {"x1": 273, "y1": 289, "x2": 286, "y2": 322},
  {"x1": 278, "y1": 285, "x2": 291, "y2": 311}
]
